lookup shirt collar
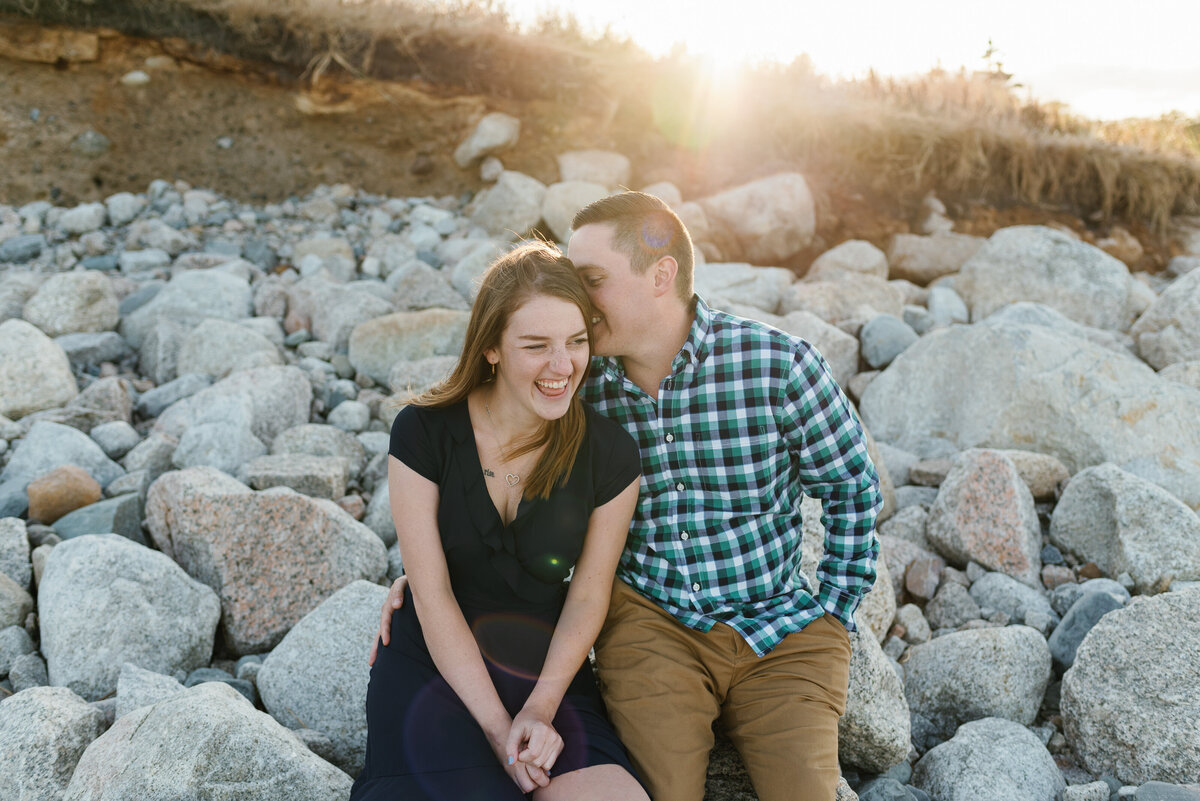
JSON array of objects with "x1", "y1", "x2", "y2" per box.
[{"x1": 594, "y1": 295, "x2": 712, "y2": 383}]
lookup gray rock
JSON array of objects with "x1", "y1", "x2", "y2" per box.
[
  {"x1": 118, "y1": 248, "x2": 171, "y2": 274},
  {"x1": 386, "y1": 542, "x2": 404, "y2": 581},
  {"x1": 170, "y1": 395, "x2": 268, "y2": 474},
  {"x1": 10, "y1": 651, "x2": 49, "y2": 691},
  {"x1": 258, "y1": 580, "x2": 389, "y2": 776},
  {"x1": 0, "y1": 233, "x2": 46, "y2": 263},
  {"x1": 89, "y1": 420, "x2": 140, "y2": 460},
  {"x1": 986, "y1": 302, "x2": 1135, "y2": 356},
  {"x1": 39, "y1": 534, "x2": 220, "y2": 701},
  {"x1": 115, "y1": 662, "x2": 186, "y2": 719},
  {"x1": 124, "y1": 218, "x2": 198, "y2": 255},
  {"x1": 911, "y1": 717, "x2": 1065, "y2": 801},
  {"x1": 1134, "y1": 782, "x2": 1200, "y2": 801},
  {"x1": 327, "y1": 399, "x2": 370, "y2": 433},
  {"x1": 0, "y1": 624, "x2": 36, "y2": 675},
  {"x1": 154, "y1": 366, "x2": 312, "y2": 446},
  {"x1": 694, "y1": 262, "x2": 795, "y2": 315},
  {"x1": 135, "y1": 372, "x2": 212, "y2": 418},
  {"x1": 859, "y1": 319, "x2": 1200, "y2": 509},
  {"x1": 1131, "y1": 268, "x2": 1200, "y2": 369},
  {"x1": 1051, "y1": 463, "x2": 1200, "y2": 593},
  {"x1": 387, "y1": 355, "x2": 457, "y2": 400},
  {"x1": 1159, "y1": 361, "x2": 1200, "y2": 392},
  {"x1": 183, "y1": 666, "x2": 256, "y2": 705},
  {"x1": 447, "y1": 239, "x2": 507, "y2": 299},
  {"x1": 468, "y1": 170, "x2": 547, "y2": 239},
  {"x1": 839, "y1": 626, "x2": 912, "y2": 773},
  {"x1": 52, "y1": 492, "x2": 145, "y2": 545},
  {"x1": 22, "y1": 271, "x2": 119, "y2": 337},
  {"x1": 0, "y1": 319, "x2": 78, "y2": 420},
  {"x1": 453, "y1": 111, "x2": 521, "y2": 167},
  {"x1": 387, "y1": 259, "x2": 469, "y2": 312},
  {"x1": 1048, "y1": 591, "x2": 1123, "y2": 669},
  {"x1": 1050, "y1": 578, "x2": 1131, "y2": 617},
  {"x1": 348, "y1": 308, "x2": 469, "y2": 385},
  {"x1": 956, "y1": 226, "x2": 1135, "y2": 331},
  {"x1": 271, "y1": 423, "x2": 368, "y2": 477},
  {"x1": 808, "y1": 240, "x2": 889, "y2": 281},
  {"x1": 1062, "y1": 589, "x2": 1200, "y2": 784},
  {"x1": 1, "y1": 421, "x2": 124, "y2": 496},
  {"x1": 861, "y1": 314, "x2": 919, "y2": 369},
  {"x1": 175, "y1": 318, "x2": 283, "y2": 379},
  {"x1": 923, "y1": 582, "x2": 981, "y2": 630},
  {"x1": 1063, "y1": 782, "x2": 1114, "y2": 801},
  {"x1": 699, "y1": 173, "x2": 815, "y2": 264},
  {"x1": 903, "y1": 626, "x2": 1051, "y2": 737},
  {"x1": 70, "y1": 129, "x2": 111, "y2": 157},
  {"x1": 62, "y1": 682, "x2": 352, "y2": 800},
  {"x1": 242, "y1": 454, "x2": 348, "y2": 500},
  {"x1": 0, "y1": 686, "x2": 106, "y2": 801},
  {"x1": 145, "y1": 468, "x2": 386, "y2": 654},
  {"x1": 886, "y1": 232, "x2": 985, "y2": 286},
  {"x1": 119, "y1": 269, "x2": 252, "y2": 349},
  {"x1": 105, "y1": 192, "x2": 146, "y2": 227},
  {"x1": 968, "y1": 572, "x2": 1056, "y2": 628},
  {"x1": 0, "y1": 516, "x2": 31, "y2": 591},
  {"x1": 55, "y1": 331, "x2": 134, "y2": 369},
  {"x1": 120, "y1": 431, "x2": 179, "y2": 484},
  {"x1": 925, "y1": 286, "x2": 969, "y2": 329}
]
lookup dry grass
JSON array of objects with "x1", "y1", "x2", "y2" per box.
[{"x1": 7, "y1": 0, "x2": 1200, "y2": 233}]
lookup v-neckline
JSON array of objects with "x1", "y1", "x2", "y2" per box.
[{"x1": 464, "y1": 400, "x2": 530, "y2": 529}]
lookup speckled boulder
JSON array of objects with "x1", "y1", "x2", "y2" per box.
[
  {"x1": 145, "y1": 467, "x2": 387, "y2": 654},
  {"x1": 912, "y1": 717, "x2": 1064, "y2": 801},
  {"x1": 22, "y1": 271, "x2": 119, "y2": 337},
  {"x1": 0, "y1": 686, "x2": 106, "y2": 801},
  {"x1": 0, "y1": 319, "x2": 78, "y2": 419},
  {"x1": 926, "y1": 450, "x2": 1042, "y2": 586}
]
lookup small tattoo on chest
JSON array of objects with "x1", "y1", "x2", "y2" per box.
[{"x1": 482, "y1": 468, "x2": 495, "y2": 478}]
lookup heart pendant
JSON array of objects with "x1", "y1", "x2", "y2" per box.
[{"x1": 505, "y1": 474, "x2": 520, "y2": 487}]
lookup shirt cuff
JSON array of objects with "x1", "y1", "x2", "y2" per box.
[{"x1": 815, "y1": 583, "x2": 862, "y2": 633}]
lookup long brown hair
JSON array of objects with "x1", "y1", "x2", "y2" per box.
[{"x1": 412, "y1": 241, "x2": 593, "y2": 499}]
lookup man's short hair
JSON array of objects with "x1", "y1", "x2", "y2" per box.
[{"x1": 571, "y1": 192, "x2": 694, "y2": 302}]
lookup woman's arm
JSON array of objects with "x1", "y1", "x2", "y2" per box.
[
  {"x1": 388, "y1": 455, "x2": 545, "y2": 792},
  {"x1": 506, "y1": 476, "x2": 641, "y2": 771}
]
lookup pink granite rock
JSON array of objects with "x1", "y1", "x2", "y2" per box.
[
  {"x1": 927, "y1": 450, "x2": 1042, "y2": 587},
  {"x1": 145, "y1": 466, "x2": 387, "y2": 654}
]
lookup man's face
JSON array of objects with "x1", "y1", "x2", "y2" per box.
[{"x1": 567, "y1": 222, "x2": 655, "y2": 358}]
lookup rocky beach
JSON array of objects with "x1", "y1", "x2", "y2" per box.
[{"x1": 2, "y1": 106, "x2": 1200, "y2": 801}]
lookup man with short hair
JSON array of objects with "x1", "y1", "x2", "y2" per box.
[{"x1": 376, "y1": 191, "x2": 880, "y2": 801}]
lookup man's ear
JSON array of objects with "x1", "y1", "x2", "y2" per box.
[{"x1": 651, "y1": 256, "x2": 678, "y2": 298}]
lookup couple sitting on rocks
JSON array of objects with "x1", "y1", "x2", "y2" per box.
[{"x1": 349, "y1": 192, "x2": 882, "y2": 801}]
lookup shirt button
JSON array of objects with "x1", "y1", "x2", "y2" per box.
[
  {"x1": 692, "y1": 582, "x2": 701, "y2": 592},
  {"x1": 665, "y1": 433, "x2": 674, "y2": 443},
  {"x1": 675, "y1": 482, "x2": 684, "y2": 491},
  {"x1": 680, "y1": 531, "x2": 689, "y2": 540}
]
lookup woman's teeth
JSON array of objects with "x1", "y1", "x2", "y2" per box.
[{"x1": 536, "y1": 379, "x2": 568, "y2": 390}]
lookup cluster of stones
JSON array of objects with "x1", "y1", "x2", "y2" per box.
[{"x1": 2, "y1": 111, "x2": 1200, "y2": 801}]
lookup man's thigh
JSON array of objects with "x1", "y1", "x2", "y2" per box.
[
  {"x1": 593, "y1": 580, "x2": 723, "y2": 801},
  {"x1": 722, "y1": 614, "x2": 852, "y2": 801}
]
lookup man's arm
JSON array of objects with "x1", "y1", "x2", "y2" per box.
[{"x1": 780, "y1": 343, "x2": 882, "y2": 630}]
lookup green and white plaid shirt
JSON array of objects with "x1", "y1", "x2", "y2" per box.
[{"x1": 581, "y1": 297, "x2": 881, "y2": 656}]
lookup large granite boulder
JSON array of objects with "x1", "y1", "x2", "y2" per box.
[
  {"x1": 175, "y1": 318, "x2": 283, "y2": 379},
  {"x1": 1061, "y1": 589, "x2": 1200, "y2": 784},
  {"x1": 699, "y1": 173, "x2": 816, "y2": 265},
  {"x1": 62, "y1": 683, "x2": 352, "y2": 800},
  {"x1": 911, "y1": 717, "x2": 1065, "y2": 801},
  {"x1": 153, "y1": 365, "x2": 312, "y2": 447},
  {"x1": 257, "y1": 580, "x2": 388, "y2": 776},
  {"x1": 694, "y1": 262, "x2": 795, "y2": 315},
  {"x1": 1130, "y1": 267, "x2": 1200, "y2": 369},
  {"x1": 859, "y1": 319, "x2": 1200, "y2": 509},
  {"x1": 39, "y1": 534, "x2": 220, "y2": 701},
  {"x1": 348, "y1": 308, "x2": 469, "y2": 385},
  {"x1": 145, "y1": 467, "x2": 387, "y2": 654},
  {"x1": 119, "y1": 269, "x2": 253, "y2": 349},
  {"x1": 0, "y1": 686, "x2": 106, "y2": 801},
  {"x1": 22, "y1": 270, "x2": 119, "y2": 336},
  {"x1": 467, "y1": 170, "x2": 546, "y2": 239},
  {"x1": 0, "y1": 319, "x2": 78, "y2": 419},
  {"x1": 1050, "y1": 463, "x2": 1200, "y2": 593},
  {"x1": 903, "y1": 625, "x2": 1051, "y2": 737},
  {"x1": 955, "y1": 226, "x2": 1137, "y2": 331},
  {"x1": 838, "y1": 626, "x2": 911, "y2": 773}
]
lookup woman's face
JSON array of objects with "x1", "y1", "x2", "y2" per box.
[{"x1": 485, "y1": 293, "x2": 590, "y2": 423}]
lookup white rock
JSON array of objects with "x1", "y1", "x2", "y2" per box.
[
  {"x1": 838, "y1": 625, "x2": 911, "y2": 773},
  {"x1": 58, "y1": 203, "x2": 107, "y2": 235},
  {"x1": 694, "y1": 262, "x2": 795, "y2": 315},
  {"x1": 912, "y1": 717, "x2": 1065, "y2": 801},
  {"x1": 886, "y1": 232, "x2": 985, "y2": 286},
  {"x1": 348, "y1": 309, "x2": 470, "y2": 385},
  {"x1": 468, "y1": 171, "x2": 546, "y2": 239},
  {"x1": 698, "y1": 173, "x2": 815, "y2": 265},
  {"x1": 39, "y1": 534, "x2": 220, "y2": 701},
  {"x1": 0, "y1": 686, "x2": 106, "y2": 801},
  {"x1": 63, "y1": 683, "x2": 352, "y2": 800},
  {"x1": 175, "y1": 318, "x2": 283, "y2": 379},
  {"x1": 104, "y1": 192, "x2": 145, "y2": 226},
  {"x1": 22, "y1": 271, "x2": 119, "y2": 336},
  {"x1": 1130, "y1": 267, "x2": 1200, "y2": 369},
  {"x1": 258, "y1": 580, "x2": 389, "y2": 775},
  {"x1": 541, "y1": 181, "x2": 608, "y2": 242},
  {"x1": 453, "y1": 112, "x2": 521, "y2": 168},
  {"x1": 781, "y1": 273, "x2": 904, "y2": 324},
  {"x1": 807, "y1": 240, "x2": 889, "y2": 281},
  {"x1": 115, "y1": 662, "x2": 186, "y2": 719},
  {"x1": 153, "y1": 365, "x2": 313, "y2": 447},
  {"x1": 555, "y1": 149, "x2": 631, "y2": 188},
  {"x1": 0, "y1": 319, "x2": 78, "y2": 419}
]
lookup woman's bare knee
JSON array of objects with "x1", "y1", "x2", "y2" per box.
[{"x1": 533, "y1": 764, "x2": 649, "y2": 801}]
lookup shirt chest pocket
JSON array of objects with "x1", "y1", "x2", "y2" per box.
[{"x1": 689, "y1": 423, "x2": 779, "y2": 497}]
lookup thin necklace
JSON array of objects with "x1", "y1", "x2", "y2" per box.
[{"x1": 484, "y1": 400, "x2": 522, "y2": 487}]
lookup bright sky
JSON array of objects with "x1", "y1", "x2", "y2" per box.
[{"x1": 501, "y1": 0, "x2": 1200, "y2": 120}]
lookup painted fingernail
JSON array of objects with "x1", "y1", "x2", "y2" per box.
[{"x1": 507, "y1": 756, "x2": 515, "y2": 765}]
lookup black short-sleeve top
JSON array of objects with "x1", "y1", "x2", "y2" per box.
[{"x1": 389, "y1": 399, "x2": 641, "y2": 612}]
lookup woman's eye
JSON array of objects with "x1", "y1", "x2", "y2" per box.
[
  {"x1": 524, "y1": 344, "x2": 547, "y2": 351},
  {"x1": 571, "y1": 337, "x2": 589, "y2": 346}
]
